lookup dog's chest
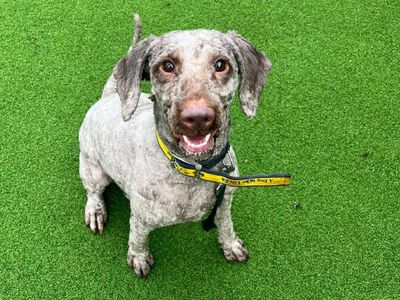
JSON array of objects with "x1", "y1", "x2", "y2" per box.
[{"x1": 135, "y1": 175, "x2": 216, "y2": 226}]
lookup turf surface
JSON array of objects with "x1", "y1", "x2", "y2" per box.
[{"x1": 1, "y1": 0, "x2": 399, "y2": 298}]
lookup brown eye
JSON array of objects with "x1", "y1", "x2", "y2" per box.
[
  {"x1": 162, "y1": 60, "x2": 175, "y2": 73},
  {"x1": 214, "y1": 59, "x2": 226, "y2": 72}
]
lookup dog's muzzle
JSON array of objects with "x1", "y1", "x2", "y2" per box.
[{"x1": 175, "y1": 104, "x2": 220, "y2": 153}]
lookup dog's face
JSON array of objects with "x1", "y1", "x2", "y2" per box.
[
  {"x1": 149, "y1": 31, "x2": 238, "y2": 158},
  {"x1": 115, "y1": 29, "x2": 271, "y2": 160}
]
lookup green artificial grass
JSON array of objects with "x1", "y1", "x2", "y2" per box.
[{"x1": 1, "y1": 0, "x2": 399, "y2": 298}]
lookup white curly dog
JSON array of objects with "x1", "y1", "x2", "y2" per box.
[{"x1": 79, "y1": 15, "x2": 271, "y2": 277}]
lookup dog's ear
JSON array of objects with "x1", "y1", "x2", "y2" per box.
[
  {"x1": 227, "y1": 31, "x2": 272, "y2": 118},
  {"x1": 114, "y1": 36, "x2": 156, "y2": 121}
]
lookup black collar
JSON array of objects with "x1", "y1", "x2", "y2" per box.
[
  {"x1": 167, "y1": 141, "x2": 231, "y2": 171},
  {"x1": 194, "y1": 142, "x2": 231, "y2": 169}
]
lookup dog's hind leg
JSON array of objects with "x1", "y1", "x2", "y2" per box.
[{"x1": 79, "y1": 152, "x2": 111, "y2": 233}]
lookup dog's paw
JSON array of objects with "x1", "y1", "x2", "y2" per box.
[
  {"x1": 127, "y1": 251, "x2": 155, "y2": 278},
  {"x1": 220, "y1": 238, "x2": 249, "y2": 262},
  {"x1": 85, "y1": 200, "x2": 107, "y2": 234}
]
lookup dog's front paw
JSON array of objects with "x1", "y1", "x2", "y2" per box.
[
  {"x1": 220, "y1": 238, "x2": 249, "y2": 262},
  {"x1": 85, "y1": 199, "x2": 107, "y2": 234},
  {"x1": 127, "y1": 251, "x2": 155, "y2": 278}
]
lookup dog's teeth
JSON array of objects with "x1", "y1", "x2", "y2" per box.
[
  {"x1": 183, "y1": 135, "x2": 190, "y2": 144},
  {"x1": 183, "y1": 134, "x2": 210, "y2": 148}
]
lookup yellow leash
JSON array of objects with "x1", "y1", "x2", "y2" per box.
[{"x1": 156, "y1": 132, "x2": 291, "y2": 187}]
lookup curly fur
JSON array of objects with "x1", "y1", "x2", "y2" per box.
[{"x1": 79, "y1": 16, "x2": 271, "y2": 277}]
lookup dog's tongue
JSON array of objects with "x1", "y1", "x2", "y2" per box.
[{"x1": 180, "y1": 133, "x2": 214, "y2": 152}]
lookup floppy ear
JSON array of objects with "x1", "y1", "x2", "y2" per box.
[
  {"x1": 114, "y1": 36, "x2": 156, "y2": 121},
  {"x1": 227, "y1": 31, "x2": 272, "y2": 118}
]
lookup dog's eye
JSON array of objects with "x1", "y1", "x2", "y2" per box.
[
  {"x1": 214, "y1": 59, "x2": 226, "y2": 72},
  {"x1": 162, "y1": 60, "x2": 175, "y2": 73}
]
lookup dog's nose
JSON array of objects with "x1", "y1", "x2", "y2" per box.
[{"x1": 180, "y1": 106, "x2": 215, "y2": 131}]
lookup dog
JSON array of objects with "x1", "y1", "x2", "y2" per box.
[{"x1": 79, "y1": 15, "x2": 271, "y2": 277}]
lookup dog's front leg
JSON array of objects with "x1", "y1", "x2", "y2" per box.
[
  {"x1": 214, "y1": 188, "x2": 249, "y2": 262},
  {"x1": 127, "y1": 213, "x2": 154, "y2": 277}
]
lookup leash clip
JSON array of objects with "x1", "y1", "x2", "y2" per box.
[
  {"x1": 221, "y1": 164, "x2": 235, "y2": 173},
  {"x1": 220, "y1": 148, "x2": 235, "y2": 173}
]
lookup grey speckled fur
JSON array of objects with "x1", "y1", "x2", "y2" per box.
[{"x1": 79, "y1": 15, "x2": 271, "y2": 277}]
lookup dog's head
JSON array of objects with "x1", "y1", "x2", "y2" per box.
[{"x1": 115, "y1": 26, "x2": 271, "y2": 160}]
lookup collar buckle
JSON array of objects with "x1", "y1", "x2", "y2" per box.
[
  {"x1": 194, "y1": 163, "x2": 202, "y2": 178},
  {"x1": 170, "y1": 158, "x2": 178, "y2": 169}
]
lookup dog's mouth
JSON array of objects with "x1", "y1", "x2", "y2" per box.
[
  {"x1": 178, "y1": 133, "x2": 215, "y2": 153},
  {"x1": 169, "y1": 99, "x2": 222, "y2": 156}
]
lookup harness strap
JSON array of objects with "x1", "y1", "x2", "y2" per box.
[{"x1": 202, "y1": 183, "x2": 226, "y2": 231}]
